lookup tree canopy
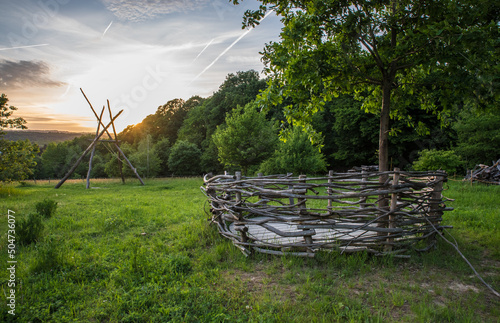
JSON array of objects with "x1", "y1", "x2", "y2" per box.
[
  {"x1": 1, "y1": 94, "x2": 37, "y2": 182},
  {"x1": 233, "y1": 0, "x2": 499, "y2": 173},
  {"x1": 1, "y1": 93, "x2": 27, "y2": 131},
  {"x1": 259, "y1": 126, "x2": 327, "y2": 175},
  {"x1": 213, "y1": 103, "x2": 278, "y2": 175}
]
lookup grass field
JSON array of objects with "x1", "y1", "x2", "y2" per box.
[{"x1": 0, "y1": 178, "x2": 499, "y2": 322}]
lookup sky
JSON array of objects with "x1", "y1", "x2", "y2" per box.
[{"x1": 0, "y1": 0, "x2": 282, "y2": 132}]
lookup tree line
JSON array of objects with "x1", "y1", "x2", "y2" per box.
[
  {"x1": 1, "y1": 68, "x2": 498, "y2": 182},
  {"x1": 2, "y1": 0, "x2": 498, "y2": 181}
]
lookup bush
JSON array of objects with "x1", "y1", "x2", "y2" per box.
[
  {"x1": 259, "y1": 127, "x2": 327, "y2": 175},
  {"x1": 412, "y1": 149, "x2": 464, "y2": 175},
  {"x1": 168, "y1": 141, "x2": 202, "y2": 176},
  {"x1": 213, "y1": 103, "x2": 278, "y2": 175},
  {"x1": 35, "y1": 199, "x2": 58, "y2": 218},
  {"x1": 454, "y1": 112, "x2": 500, "y2": 169},
  {"x1": 18, "y1": 213, "x2": 44, "y2": 245}
]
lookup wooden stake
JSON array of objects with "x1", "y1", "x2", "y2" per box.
[
  {"x1": 298, "y1": 175, "x2": 313, "y2": 246},
  {"x1": 327, "y1": 170, "x2": 333, "y2": 215},
  {"x1": 86, "y1": 107, "x2": 105, "y2": 189},
  {"x1": 55, "y1": 110, "x2": 123, "y2": 189},
  {"x1": 386, "y1": 167, "x2": 400, "y2": 251},
  {"x1": 80, "y1": 88, "x2": 144, "y2": 185},
  {"x1": 235, "y1": 171, "x2": 242, "y2": 219},
  {"x1": 428, "y1": 172, "x2": 444, "y2": 245},
  {"x1": 107, "y1": 100, "x2": 125, "y2": 184},
  {"x1": 114, "y1": 144, "x2": 145, "y2": 185}
]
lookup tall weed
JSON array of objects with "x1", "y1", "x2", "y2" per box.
[
  {"x1": 35, "y1": 199, "x2": 58, "y2": 218},
  {"x1": 17, "y1": 213, "x2": 44, "y2": 245}
]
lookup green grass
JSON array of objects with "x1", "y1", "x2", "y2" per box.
[{"x1": 0, "y1": 178, "x2": 498, "y2": 322}]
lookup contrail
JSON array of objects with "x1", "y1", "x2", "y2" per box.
[
  {"x1": 60, "y1": 84, "x2": 72, "y2": 98},
  {"x1": 191, "y1": 10, "x2": 273, "y2": 83},
  {"x1": 101, "y1": 21, "x2": 113, "y2": 38},
  {"x1": 193, "y1": 38, "x2": 214, "y2": 62},
  {"x1": 0, "y1": 43, "x2": 49, "y2": 51}
]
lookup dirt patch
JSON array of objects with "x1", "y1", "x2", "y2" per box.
[
  {"x1": 217, "y1": 258, "x2": 499, "y2": 322},
  {"x1": 448, "y1": 281, "x2": 480, "y2": 293},
  {"x1": 220, "y1": 264, "x2": 298, "y2": 303}
]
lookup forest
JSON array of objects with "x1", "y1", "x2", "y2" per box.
[
  {"x1": 1, "y1": 67, "x2": 499, "y2": 183},
  {"x1": 1, "y1": 0, "x2": 499, "y2": 182}
]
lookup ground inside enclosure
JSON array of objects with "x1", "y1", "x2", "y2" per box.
[{"x1": 0, "y1": 178, "x2": 498, "y2": 322}]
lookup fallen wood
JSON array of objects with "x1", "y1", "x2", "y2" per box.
[{"x1": 464, "y1": 158, "x2": 500, "y2": 184}]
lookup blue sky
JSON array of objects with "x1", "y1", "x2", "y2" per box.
[{"x1": 0, "y1": 0, "x2": 282, "y2": 132}]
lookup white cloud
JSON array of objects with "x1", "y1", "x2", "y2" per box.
[
  {"x1": 0, "y1": 0, "x2": 283, "y2": 132},
  {"x1": 100, "y1": 0, "x2": 210, "y2": 22},
  {"x1": 225, "y1": 55, "x2": 261, "y2": 64}
]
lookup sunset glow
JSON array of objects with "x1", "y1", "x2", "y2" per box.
[{"x1": 0, "y1": 0, "x2": 281, "y2": 132}]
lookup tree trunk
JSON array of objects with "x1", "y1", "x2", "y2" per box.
[
  {"x1": 377, "y1": 80, "x2": 392, "y2": 231},
  {"x1": 379, "y1": 80, "x2": 391, "y2": 174}
]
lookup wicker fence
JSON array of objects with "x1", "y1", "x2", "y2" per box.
[{"x1": 201, "y1": 168, "x2": 453, "y2": 257}]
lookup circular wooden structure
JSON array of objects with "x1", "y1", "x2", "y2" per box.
[{"x1": 201, "y1": 168, "x2": 452, "y2": 257}]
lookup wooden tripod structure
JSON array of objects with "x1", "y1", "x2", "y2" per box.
[{"x1": 54, "y1": 89, "x2": 144, "y2": 189}]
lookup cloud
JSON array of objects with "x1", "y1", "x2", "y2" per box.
[
  {"x1": 225, "y1": 55, "x2": 261, "y2": 64},
  {"x1": 19, "y1": 106, "x2": 95, "y2": 132},
  {"x1": 0, "y1": 60, "x2": 64, "y2": 88},
  {"x1": 0, "y1": 44, "x2": 50, "y2": 51},
  {"x1": 100, "y1": 0, "x2": 209, "y2": 22},
  {"x1": 191, "y1": 10, "x2": 274, "y2": 82}
]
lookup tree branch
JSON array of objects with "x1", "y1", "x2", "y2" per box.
[{"x1": 359, "y1": 36, "x2": 385, "y2": 73}]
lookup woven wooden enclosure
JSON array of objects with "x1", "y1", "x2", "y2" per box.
[{"x1": 201, "y1": 168, "x2": 453, "y2": 257}]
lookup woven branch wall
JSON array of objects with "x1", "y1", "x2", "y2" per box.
[{"x1": 201, "y1": 168, "x2": 453, "y2": 258}]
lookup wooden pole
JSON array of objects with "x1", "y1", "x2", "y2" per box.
[
  {"x1": 81, "y1": 89, "x2": 143, "y2": 185},
  {"x1": 298, "y1": 175, "x2": 307, "y2": 215},
  {"x1": 378, "y1": 169, "x2": 390, "y2": 234},
  {"x1": 235, "y1": 171, "x2": 242, "y2": 219},
  {"x1": 428, "y1": 172, "x2": 444, "y2": 246},
  {"x1": 81, "y1": 88, "x2": 114, "y2": 140},
  {"x1": 360, "y1": 166, "x2": 368, "y2": 207},
  {"x1": 86, "y1": 107, "x2": 105, "y2": 189},
  {"x1": 386, "y1": 167, "x2": 400, "y2": 251},
  {"x1": 107, "y1": 100, "x2": 125, "y2": 184},
  {"x1": 298, "y1": 175, "x2": 313, "y2": 246},
  {"x1": 234, "y1": 171, "x2": 250, "y2": 247},
  {"x1": 327, "y1": 170, "x2": 333, "y2": 215},
  {"x1": 113, "y1": 143, "x2": 145, "y2": 185},
  {"x1": 55, "y1": 110, "x2": 123, "y2": 189}
]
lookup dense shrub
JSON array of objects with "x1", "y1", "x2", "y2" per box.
[
  {"x1": 18, "y1": 213, "x2": 44, "y2": 245},
  {"x1": 259, "y1": 127, "x2": 327, "y2": 175},
  {"x1": 31, "y1": 238, "x2": 66, "y2": 273},
  {"x1": 168, "y1": 141, "x2": 202, "y2": 176},
  {"x1": 213, "y1": 103, "x2": 278, "y2": 175},
  {"x1": 412, "y1": 149, "x2": 464, "y2": 175},
  {"x1": 35, "y1": 199, "x2": 58, "y2": 218},
  {"x1": 454, "y1": 112, "x2": 500, "y2": 168}
]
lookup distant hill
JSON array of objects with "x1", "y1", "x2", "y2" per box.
[{"x1": 1, "y1": 130, "x2": 92, "y2": 146}]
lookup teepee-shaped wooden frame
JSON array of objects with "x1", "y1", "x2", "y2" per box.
[{"x1": 54, "y1": 89, "x2": 144, "y2": 189}]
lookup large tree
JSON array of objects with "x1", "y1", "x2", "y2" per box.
[
  {"x1": 233, "y1": 0, "x2": 499, "y2": 174},
  {"x1": 213, "y1": 102, "x2": 278, "y2": 175},
  {"x1": 177, "y1": 70, "x2": 268, "y2": 172},
  {"x1": 259, "y1": 126, "x2": 327, "y2": 175}
]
